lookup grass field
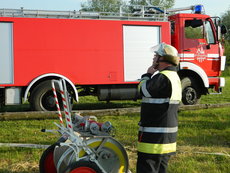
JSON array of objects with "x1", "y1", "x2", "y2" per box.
[
  {"x1": 0, "y1": 107, "x2": 230, "y2": 173},
  {"x1": 0, "y1": 77, "x2": 229, "y2": 172}
]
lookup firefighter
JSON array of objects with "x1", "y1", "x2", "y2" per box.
[{"x1": 136, "y1": 43, "x2": 182, "y2": 173}]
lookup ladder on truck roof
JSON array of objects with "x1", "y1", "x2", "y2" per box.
[{"x1": 0, "y1": 5, "x2": 168, "y2": 21}]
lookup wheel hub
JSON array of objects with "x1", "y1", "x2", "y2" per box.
[
  {"x1": 185, "y1": 87, "x2": 196, "y2": 104},
  {"x1": 41, "y1": 90, "x2": 59, "y2": 111}
]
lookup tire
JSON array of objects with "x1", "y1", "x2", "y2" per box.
[
  {"x1": 39, "y1": 144, "x2": 57, "y2": 173},
  {"x1": 181, "y1": 77, "x2": 201, "y2": 105},
  {"x1": 30, "y1": 80, "x2": 72, "y2": 111},
  {"x1": 64, "y1": 160, "x2": 102, "y2": 173}
]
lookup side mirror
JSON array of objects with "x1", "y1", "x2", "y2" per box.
[{"x1": 221, "y1": 25, "x2": 227, "y2": 35}]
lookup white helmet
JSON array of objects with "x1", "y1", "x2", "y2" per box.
[{"x1": 152, "y1": 43, "x2": 179, "y2": 66}]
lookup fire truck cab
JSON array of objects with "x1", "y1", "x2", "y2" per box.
[
  {"x1": 0, "y1": 5, "x2": 227, "y2": 111},
  {"x1": 169, "y1": 12, "x2": 227, "y2": 104}
]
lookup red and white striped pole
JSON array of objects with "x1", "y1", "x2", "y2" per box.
[
  {"x1": 59, "y1": 79, "x2": 74, "y2": 134},
  {"x1": 51, "y1": 80, "x2": 64, "y2": 125},
  {"x1": 51, "y1": 79, "x2": 74, "y2": 135}
]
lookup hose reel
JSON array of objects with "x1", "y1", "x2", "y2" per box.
[{"x1": 39, "y1": 79, "x2": 129, "y2": 173}]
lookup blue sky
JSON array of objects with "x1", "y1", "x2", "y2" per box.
[{"x1": 0, "y1": 0, "x2": 229, "y2": 17}]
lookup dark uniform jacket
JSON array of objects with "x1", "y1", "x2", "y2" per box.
[{"x1": 138, "y1": 66, "x2": 182, "y2": 155}]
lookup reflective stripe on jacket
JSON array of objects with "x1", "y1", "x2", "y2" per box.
[{"x1": 137, "y1": 67, "x2": 182, "y2": 155}]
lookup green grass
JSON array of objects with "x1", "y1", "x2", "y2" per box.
[
  {"x1": 0, "y1": 107, "x2": 230, "y2": 173},
  {"x1": 222, "y1": 66, "x2": 230, "y2": 77},
  {"x1": 178, "y1": 108, "x2": 230, "y2": 147},
  {"x1": 0, "y1": 76, "x2": 229, "y2": 172}
]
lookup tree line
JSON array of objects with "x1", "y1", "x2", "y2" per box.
[{"x1": 222, "y1": 10, "x2": 230, "y2": 68}]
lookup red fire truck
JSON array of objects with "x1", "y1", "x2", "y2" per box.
[{"x1": 0, "y1": 5, "x2": 227, "y2": 111}]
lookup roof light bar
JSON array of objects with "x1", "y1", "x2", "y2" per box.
[{"x1": 193, "y1": 5, "x2": 204, "y2": 14}]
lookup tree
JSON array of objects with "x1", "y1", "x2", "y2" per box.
[
  {"x1": 81, "y1": 0, "x2": 174, "y2": 12},
  {"x1": 81, "y1": 0, "x2": 123, "y2": 12},
  {"x1": 221, "y1": 8, "x2": 230, "y2": 67},
  {"x1": 129, "y1": 0, "x2": 175, "y2": 9},
  {"x1": 221, "y1": 9, "x2": 230, "y2": 41}
]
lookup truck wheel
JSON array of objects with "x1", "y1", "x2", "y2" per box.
[
  {"x1": 30, "y1": 80, "x2": 63, "y2": 111},
  {"x1": 181, "y1": 77, "x2": 201, "y2": 105}
]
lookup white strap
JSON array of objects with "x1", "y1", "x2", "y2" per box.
[
  {"x1": 139, "y1": 126, "x2": 178, "y2": 133},
  {"x1": 142, "y1": 97, "x2": 170, "y2": 104},
  {"x1": 141, "y1": 81, "x2": 152, "y2": 97},
  {"x1": 142, "y1": 97, "x2": 180, "y2": 104}
]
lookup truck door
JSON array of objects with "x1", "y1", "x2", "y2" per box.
[
  {"x1": 0, "y1": 22, "x2": 14, "y2": 84},
  {"x1": 183, "y1": 18, "x2": 220, "y2": 77},
  {"x1": 123, "y1": 25, "x2": 160, "y2": 81}
]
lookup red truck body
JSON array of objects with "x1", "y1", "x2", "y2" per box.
[
  {"x1": 0, "y1": 6, "x2": 226, "y2": 111},
  {"x1": 0, "y1": 17, "x2": 170, "y2": 86}
]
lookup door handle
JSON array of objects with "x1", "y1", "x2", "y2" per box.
[{"x1": 183, "y1": 49, "x2": 191, "y2": 52}]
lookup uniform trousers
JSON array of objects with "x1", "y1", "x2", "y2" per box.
[{"x1": 136, "y1": 152, "x2": 171, "y2": 173}]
